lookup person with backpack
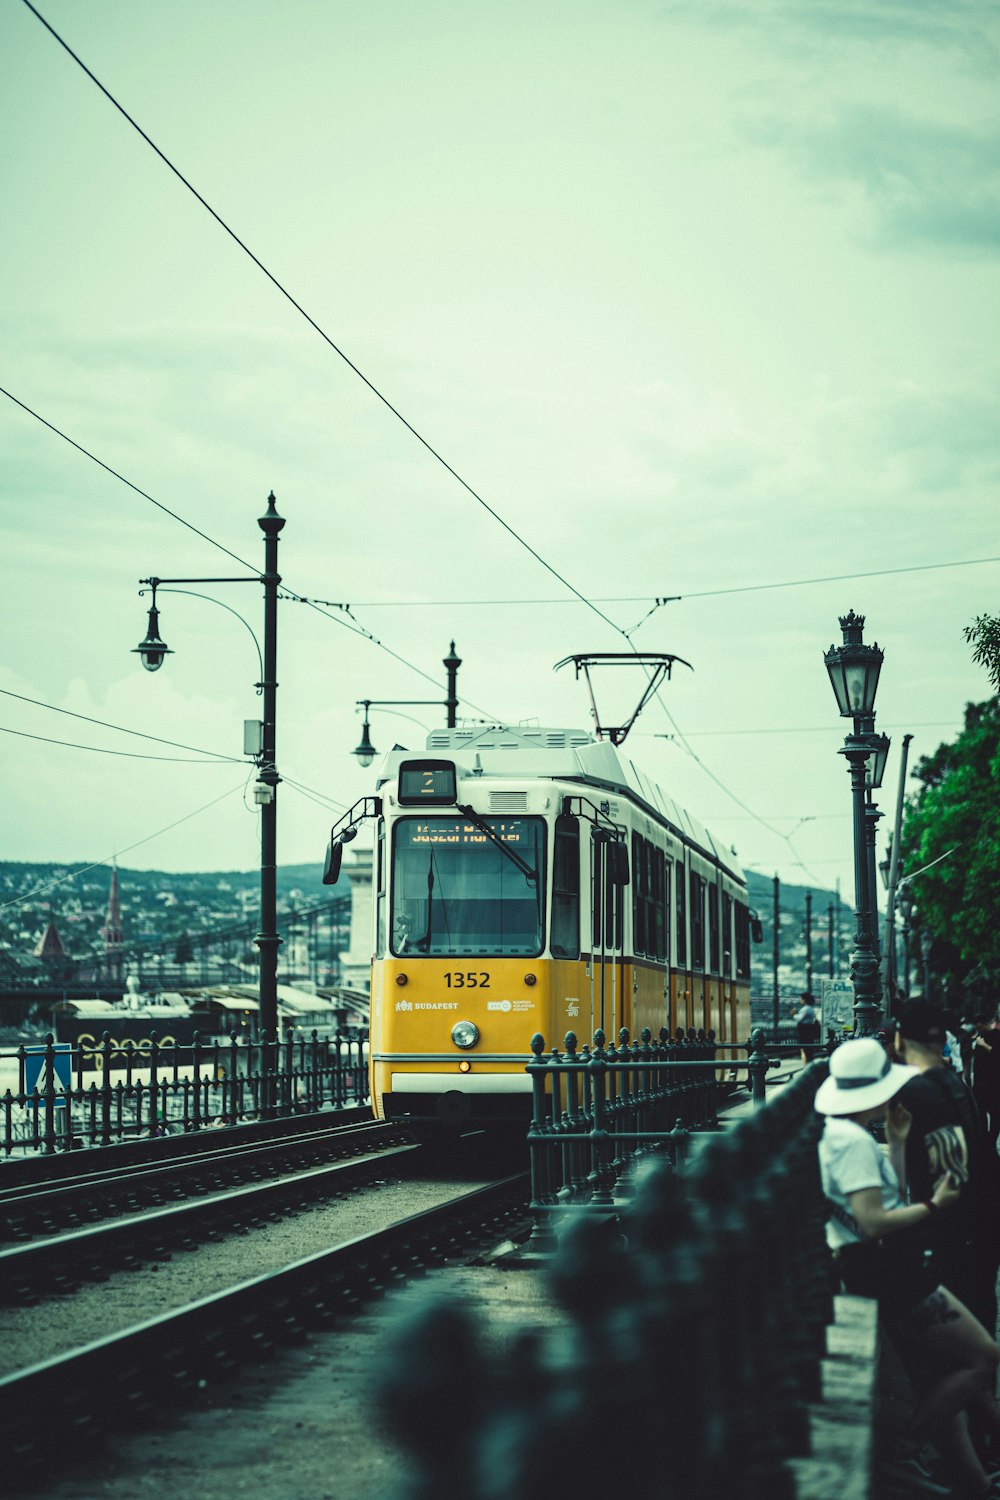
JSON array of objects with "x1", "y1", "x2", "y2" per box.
[{"x1": 894, "y1": 999, "x2": 1000, "y2": 1339}]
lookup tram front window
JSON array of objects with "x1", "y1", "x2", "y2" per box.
[{"x1": 391, "y1": 816, "x2": 545, "y2": 957}]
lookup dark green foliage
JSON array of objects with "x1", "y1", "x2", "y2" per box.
[
  {"x1": 964, "y1": 614, "x2": 1000, "y2": 695},
  {"x1": 900, "y1": 698, "x2": 1000, "y2": 1001}
]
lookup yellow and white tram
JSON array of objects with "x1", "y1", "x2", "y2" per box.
[{"x1": 325, "y1": 725, "x2": 754, "y2": 1127}]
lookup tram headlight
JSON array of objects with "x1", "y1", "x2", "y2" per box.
[{"x1": 451, "y1": 1020, "x2": 479, "y2": 1050}]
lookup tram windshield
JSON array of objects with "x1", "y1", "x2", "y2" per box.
[{"x1": 391, "y1": 816, "x2": 545, "y2": 957}]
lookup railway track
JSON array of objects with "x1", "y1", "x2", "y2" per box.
[
  {"x1": 0, "y1": 1116, "x2": 410, "y2": 1254},
  {"x1": 2, "y1": 1169, "x2": 532, "y2": 1490},
  {"x1": 0, "y1": 1125, "x2": 421, "y2": 1302}
]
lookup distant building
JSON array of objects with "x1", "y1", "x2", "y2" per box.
[
  {"x1": 339, "y1": 848, "x2": 373, "y2": 994},
  {"x1": 100, "y1": 863, "x2": 124, "y2": 983},
  {"x1": 33, "y1": 915, "x2": 66, "y2": 962}
]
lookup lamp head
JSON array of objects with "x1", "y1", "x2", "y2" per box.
[
  {"x1": 132, "y1": 603, "x2": 172, "y2": 672},
  {"x1": 353, "y1": 717, "x2": 376, "y2": 768},
  {"x1": 824, "y1": 610, "x2": 883, "y2": 718}
]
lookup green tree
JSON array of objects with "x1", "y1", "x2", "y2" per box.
[
  {"x1": 964, "y1": 614, "x2": 1000, "y2": 694},
  {"x1": 173, "y1": 930, "x2": 195, "y2": 965},
  {"x1": 899, "y1": 698, "x2": 1000, "y2": 1004}
]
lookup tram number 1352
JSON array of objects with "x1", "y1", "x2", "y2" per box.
[{"x1": 443, "y1": 972, "x2": 491, "y2": 989}]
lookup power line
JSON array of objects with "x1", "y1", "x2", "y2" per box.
[
  {"x1": 0, "y1": 383, "x2": 258, "y2": 574},
  {"x1": 0, "y1": 382, "x2": 503, "y2": 719},
  {"x1": 0, "y1": 724, "x2": 242, "y2": 762},
  {"x1": 21, "y1": 0, "x2": 624, "y2": 640},
  {"x1": 281, "y1": 775, "x2": 348, "y2": 814},
  {"x1": 0, "y1": 781, "x2": 247, "y2": 911},
  {"x1": 0, "y1": 687, "x2": 242, "y2": 760},
  {"x1": 310, "y1": 554, "x2": 1000, "y2": 611},
  {"x1": 642, "y1": 721, "x2": 958, "y2": 739}
]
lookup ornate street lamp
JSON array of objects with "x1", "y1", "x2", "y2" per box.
[
  {"x1": 824, "y1": 611, "x2": 885, "y2": 1036},
  {"x1": 133, "y1": 494, "x2": 285, "y2": 1046},
  {"x1": 824, "y1": 611, "x2": 883, "y2": 718},
  {"x1": 351, "y1": 643, "x2": 462, "y2": 766},
  {"x1": 132, "y1": 582, "x2": 173, "y2": 671}
]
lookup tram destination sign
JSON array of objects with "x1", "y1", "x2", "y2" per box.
[
  {"x1": 398, "y1": 759, "x2": 458, "y2": 805},
  {"x1": 408, "y1": 819, "x2": 529, "y2": 846}
]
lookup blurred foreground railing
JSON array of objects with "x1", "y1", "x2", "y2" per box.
[
  {"x1": 0, "y1": 1028, "x2": 369, "y2": 1156},
  {"x1": 378, "y1": 1056, "x2": 832, "y2": 1500}
]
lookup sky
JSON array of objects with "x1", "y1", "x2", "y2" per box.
[{"x1": 1, "y1": 0, "x2": 998, "y2": 914}]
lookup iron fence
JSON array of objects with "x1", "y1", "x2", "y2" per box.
[
  {"x1": 378, "y1": 1056, "x2": 833, "y2": 1500},
  {"x1": 0, "y1": 1028, "x2": 369, "y2": 1157},
  {"x1": 526, "y1": 1025, "x2": 781, "y2": 1228}
]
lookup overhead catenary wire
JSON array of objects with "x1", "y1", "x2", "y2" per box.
[
  {"x1": 300, "y1": 554, "x2": 1000, "y2": 611},
  {"x1": 12, "y1": 0, "x2": 942, "y2": 882},
  {"x1": 0, "y1": 383, "x2": 503, "y2": 722},
  {"x1": 20, "y1": 0, "x2": 624, "y2": 641}
]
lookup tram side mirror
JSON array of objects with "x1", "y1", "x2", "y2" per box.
[
  {"x1": 322, "y1": 841, "x2": 344, "y2": 886},
  {"x1": 750, "y1": 912, "x2": 764, "y2": 943},
  {"x1": 609, "y1": 842, "x2": 630, "y2": 887}
]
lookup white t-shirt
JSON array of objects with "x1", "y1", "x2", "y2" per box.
[{"x1": 818, "y1": 1116, "x2": 903, "y2": 1249}]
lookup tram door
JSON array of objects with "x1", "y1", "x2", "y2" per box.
[{"x1": 590, "y1": 831, "x2": 627, "y2": 1043}]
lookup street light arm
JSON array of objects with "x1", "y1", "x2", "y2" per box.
[{"x1": 139, "y1": 586, "x2": 264, "y2": 686}]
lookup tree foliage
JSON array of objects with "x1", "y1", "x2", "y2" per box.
[
  {"x1": 899, "y1": 698, "x2": 1000, "y2": 1003},
  {"x1": 964, "y1": 614, "x2": 1000, "y2": 694}
]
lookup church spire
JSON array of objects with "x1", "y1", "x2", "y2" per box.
[{"x1": 101, "y1": 862, "x2": 124, "y2": 982}]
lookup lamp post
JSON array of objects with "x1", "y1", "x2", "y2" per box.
[
  {"x1": 824, "y1": 610, "x2": 885, "y2": 1036},
  {"x1": 352, "y1": 643, "x2": 461, "y2": 767},
  {"x1": 862, "y1": 720, "x2": 890, "y2": 964},
  {"x1": 804, "y1": 889, "x2": 813, "y2": 999},
  {"x1": 897, "y1": 884, "x2": 914, "y2": 994},
  {"x1": 920, "y1": 928, "x2": 933, "y2": 1001},
  {"x1": 133, "y1": 493, "x2": 285, "y2": 1042}
]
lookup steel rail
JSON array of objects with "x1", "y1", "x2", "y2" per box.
[
  {"x1": 1, "y1": 1117, "x2": 405, "y2": 1243},
  {"x1": 1, "y1": 1172, "x2": 529, "y2": 1481},
  {"x1": 0, "y1": 1141, "x2": 424, "y2": 1301}
]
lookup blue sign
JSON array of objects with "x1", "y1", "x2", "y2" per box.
[{"x1": 24, "y1": 1044, "x2": 72, "y2": 1108}]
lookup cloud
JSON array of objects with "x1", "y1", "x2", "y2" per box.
[{"x1": 751, "y1": 104, "x2": 1000, "y2": 256}]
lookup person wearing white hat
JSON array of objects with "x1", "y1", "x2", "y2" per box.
[{"x1": 816, "y1": 1038, "x2": 1000, "y2": 1498}]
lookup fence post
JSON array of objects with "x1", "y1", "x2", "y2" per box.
[
  {"x1": 747, "y1": 1027, "x2": 771, "y2": 1108},
  {"x1": 527, "y1": 1034, "x2": 556, "y2": 1249}
]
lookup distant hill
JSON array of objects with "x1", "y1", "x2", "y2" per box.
[
  {"x1": 745, "y1": 870, "x2": 853, "y2": 921},
  {"x1": 0, "y1": 860, "x2": 334, "y2": 961}
]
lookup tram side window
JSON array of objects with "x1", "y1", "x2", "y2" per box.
[
  {"x1": 690, "y1": 871, "x2": 706, "y2": 970},
  {"x1": 676, "y1": 863, "x2": 687, "y2": 966},
  {"x1": 606, "y1": 843, "x2": 625, "y2": 951},
  {"x1": 722, "y1": 892, "x2": 732, "y2": 977},
  {"x1": 632, "y1": 836, "x2": 666, "y2": 961},
  {"x1": 551, "y1": 815, "x2": 580, "y2": 959},
  {"x1": 708, "y1": 885, "x2": 720, "y2": 973},
  {"x1": 735, "y1": 901, "x2": 751, "y2": 979},
  {"x1": 592, "y1": 834, "x2": 624, "y2": 952},
  {"x1": 632, "y1": 833, "x2": 646, "y2": 956},
  {"x1": 656, "y1": 852, "x2": 671, "y2": 966}
]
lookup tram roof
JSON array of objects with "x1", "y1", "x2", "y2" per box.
[{"x1": 407, "y1": 726, "x2": 743, "y2": 881}]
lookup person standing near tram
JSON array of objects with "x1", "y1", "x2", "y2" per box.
[{"x1": 791, "y1": 993, "x2": 822, "y2": 1064}]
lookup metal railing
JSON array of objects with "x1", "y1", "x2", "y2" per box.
[
  {"x1": 526, "y1": 1025, "x2": 782, "y2": 1229},
  {"x1": 377, "y1": 1056, "x2": 833, "y2": 1500},
  {"x1": 0, "y1": 1028, "x2": 369, "y2": 1157}
]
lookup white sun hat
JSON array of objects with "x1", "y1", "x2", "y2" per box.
[{"x1": 814, "y1": 1037, "x2": 918, "y2": 1115}]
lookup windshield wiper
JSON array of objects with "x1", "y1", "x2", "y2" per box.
[
  {"x1": 456, "y1": 805, "x2": 538, "y2": 885},
  {"x1": 409, "y1": 856, "x2": 435, "y2": 953}
]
